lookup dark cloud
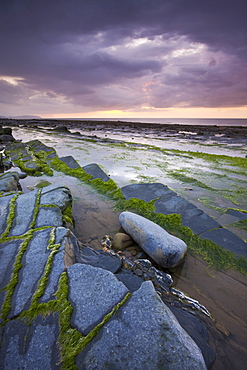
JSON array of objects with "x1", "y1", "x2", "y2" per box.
[{"x1": 0, "y1": 0, "x2": 246, "y2": 115}]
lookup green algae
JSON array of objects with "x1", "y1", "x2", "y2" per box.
[
  {"x1": 62, "y1": 205, "x2": 74, "y2": 227},
  {"x1": 0, "y1": 232, "x2": 34, "y2": 321},
  {"x1": 90, "y1": 178, "x2": 118, "y2": 194},
  {"x1": 113, "y1": 194, "x2": 247, "y2": 275},
  {"x1": 34, "y1": 180, "x2": 52, "y2": 188},
  {"x1": 232, "y1": 219, "x2": 247, "y2": 232},
  {"x1": 0, "y1": 193, "x2": 19, "y2": 240},
  {"x1": 55, "y1": 272, "x2": 131, "y2": 369},
  {"x1": 50, "y1": 157, "x2": 93, "y2": 182},
  {"x1": 29, "y1": 189, "x2": 42, "y2": 229},
  {"x1": 19, "y1": 269, "x2": 131, "y2": 369},
  {"x1": 11, "y1": 158, "x2": 43, "y2": 176},
  {"x1": 168, "y1": 171, "x2": 214, "y2": 190}
]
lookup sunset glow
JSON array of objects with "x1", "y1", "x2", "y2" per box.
[{"x1": 0, "y1": 1, "x2": 246, "y2": 119}]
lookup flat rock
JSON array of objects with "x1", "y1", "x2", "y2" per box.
[
  {"x1": 40, "y1": 227, "x2": 70, "y2": 303},
  {"x1": 35, "y1": 206, "x2": 63, "y2": 228},
  {"x1": 75, "y1": 245, "x2": 122, "y2": 274},
  {"x1": 58, "y1": 155, "x2": 80, "y2": 169},
  {"x1": 119, "y1": 211, "x2": 187, "y2": 268},
  {"x1": 9, "y1": 228, "x2": 52, "y2": 317},
  {"x1": 155, "y1": 194, "x2": 221, "y2": 234},
  {"x1": 217, "y1": 208, "x2": 247, "y2": 225},
  {"x1": 121, "y1": 182, "x2": 175, "y2": 202},
  {"x1": 76, "y1": 281, "x2": 207, "y2": 370},
  {"x1": 0, "y1": 314, "x2": 60, "y2": 369},
  {"x1": 121, "y1": 183, "x2": 221, "y2": 235},
  {"x1": 8, "y1": 189, "x2": 39, "y2": 237},
  {"x1": 67, "y1": 263, "x2": 129, "y2": 335},
  {"x1": 200, "y1": 227, "x2": 247, "y2": 257},
  {"x1": 0, "y1": 193, "x2": 18, "y2": 235},
  {"x1": 28, "y1": 139, "x2": 56, "y2": 154},
  {"x1": 226, "y1": 208, "x2": 247, "y2": 220},
  {"x1": 83, "y1": 163, "x2": 110, "y2": 182}
]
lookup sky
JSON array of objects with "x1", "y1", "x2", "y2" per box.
[{"x1": 0, "y1": 0, "x2": 247, "y2": 119}]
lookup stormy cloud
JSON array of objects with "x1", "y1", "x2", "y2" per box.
[{"x1": 0, "y1": 0, "x2": 246, "y2": 116}]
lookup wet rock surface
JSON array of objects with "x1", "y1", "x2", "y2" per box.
[
  {"x1": 0, "y1": 162, "x2": 211, "y2": 369},
  {"x1": 121, "y1": 182, "x2": 247, "y2": 257},
  {"x1": 3, "y1": 136, "x2": 247, "y2": 369},
  {"x1": 119, "y1": 211, "x2": 187, "y2": 268},
  {"x1": 83, "y1": 162, "x2": 111, "y2": 182},
  {"x1": 77, "y1": 281, "x2": 207, "y2": 370}
]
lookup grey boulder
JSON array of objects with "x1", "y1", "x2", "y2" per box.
[{"x1": 119, "y1": 211, "x2": 187, "y2": 268}]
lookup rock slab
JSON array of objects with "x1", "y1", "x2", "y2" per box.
[
  {"x1": 67, "y1": 263, "x2": 129, "y2": 335},
  {"x1": 76, "y1": 281, "x2": 207, "y2": 370},
  {"x1": 119, "y1": 211, "x2": 187, "y2": 268}
]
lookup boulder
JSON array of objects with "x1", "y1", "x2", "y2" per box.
[
  {"x1": 76, "y1": 281, "x2": 207, "y2": 369},
  {"x1": 119, "y1": 211, "x2": 187, "y2": 268}
]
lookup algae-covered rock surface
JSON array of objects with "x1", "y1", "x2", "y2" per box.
[
  {"x1": 0, "y1": 154, "x2": 210, "y2": 369},
  {"x1": 1, "y1": 126, "x2": 247, "y2": 369}
]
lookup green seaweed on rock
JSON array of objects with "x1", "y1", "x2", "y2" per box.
[
  {"x1": 62, "y1": 204, "x2": 74, "y2": 227},
  {"x1": 113, "y1": 193, "x2": 247, "y2": 275},
  {"x1": 50, "y1": 157, "x2": 93, "y2": 182},
  {"x1": 90, "y1": 178, "x2": 118, "y2": 194}
]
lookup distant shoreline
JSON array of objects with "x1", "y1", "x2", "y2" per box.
[{"x1": 2, "y1": 118, "x2": 247, "y2": 139}]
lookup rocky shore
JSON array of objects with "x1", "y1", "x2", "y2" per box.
[{"x1": 0, "y1": 122, "x2": 247, "y2": 369}]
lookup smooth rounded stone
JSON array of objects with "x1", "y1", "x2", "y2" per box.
[
  {"x1": 113, "y1": 232, "x2": 134, "y2": 250},
  {"x1": 76, "y1": 281, "x2": 207, "y2": 369},
  {"x1": 119, "y1": 211, "x2": 187, "y2": 268}
]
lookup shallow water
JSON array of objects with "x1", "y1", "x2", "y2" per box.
[
  {"x1": 13, "y1": 126, "x2": 247, "y2": 238},
  {"x1": 10, "y1": 124, "x2": 247, "y2": 369}
]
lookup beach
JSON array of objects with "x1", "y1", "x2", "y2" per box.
[{"x1": 2, "y1": 118, "x2": 247, "y2": 369}]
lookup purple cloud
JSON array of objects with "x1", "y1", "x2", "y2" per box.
[{"x1": 0, "y1": 0, "x2": 246, "y2": 115}]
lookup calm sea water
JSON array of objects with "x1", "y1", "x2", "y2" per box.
[{"x1": 82, "y1": 118, "x2": 247, "y2": 126}]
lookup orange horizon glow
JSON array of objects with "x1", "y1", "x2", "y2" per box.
[{"x1": 41, "y1": 107, "x2": 247, "y2": 119}]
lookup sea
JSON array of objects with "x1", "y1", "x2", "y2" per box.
[{"x1": 78, "y1": 118, "x2": 247, "y2": 126}]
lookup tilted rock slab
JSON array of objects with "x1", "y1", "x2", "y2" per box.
[
  {"x1": 76, "y1": 280, "x2": 207, "y2": 370},
  {"x1": 67, "y1": 263, "x2": 129, "y2": 335},
  {"x1": 119, "y1": 211, "x2": 187, "y2": 268}
]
